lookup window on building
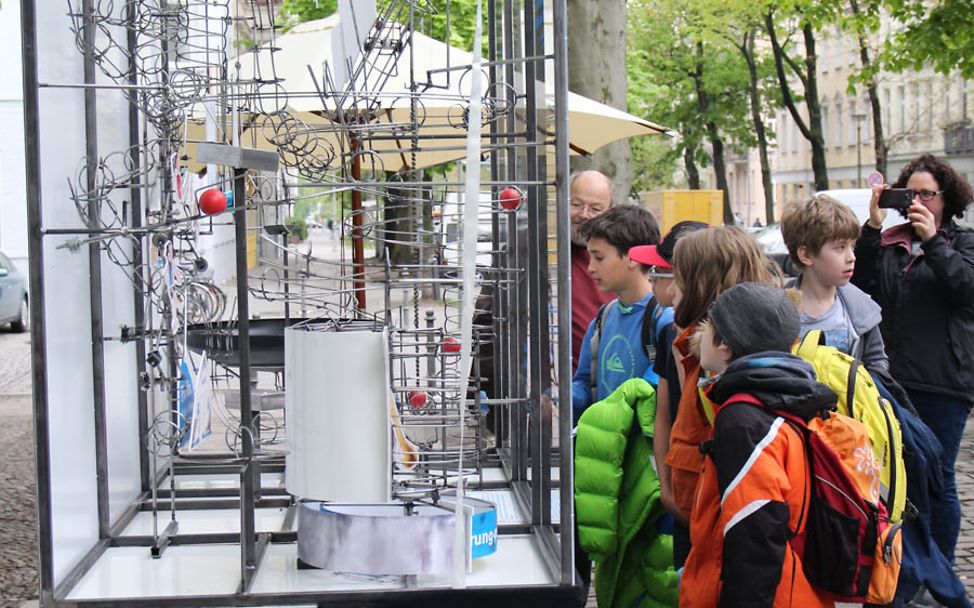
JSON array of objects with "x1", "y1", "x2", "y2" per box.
[
  {"x1": 926, "y1": 80, "x2": 934, "y2": 129},
  {"x1": 822, "y1": 105, "x2": 830, "y2": 148},
  {"x1": 945, "y1": 81, "x2": 953, "y2": 125},
  {"x1": 964, "y1": 80, "x2": 970, "y2": 123},
  {"x1": 779, "y1": 114, "x2": 787, "y2": 155},
  {"x1": 898, "y1": 85, "x2": 906, "y2": 132},
  {"x1": 791, "y1": 116, "x2": 799, "y2": 153},
  {"x1": 883, "y1": 88, "x2": 890, "y2": 137},
  {"x1": 909, "y1": 82, "x2": 921, "y2": 131},
  {"x1": 835, "y1": 97, "x2": 844, "y2": 147}
]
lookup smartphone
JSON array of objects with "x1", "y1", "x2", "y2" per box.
[{"x1": 878, "y1": 188, "x2": 913, "y2": 209}]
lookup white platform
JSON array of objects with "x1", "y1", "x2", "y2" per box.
[
  {"x1": 67, "y1": 535, "x2": 556, "y2": 601},
  {"x1": 165, "y1": 471, "x2": 286, "y2": 492},
  {"x1": 120, "y1": 507, "x2": 290, "y2": 536}
]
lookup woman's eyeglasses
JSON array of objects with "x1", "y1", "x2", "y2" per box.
[{"x1": 912, "y1": 189, "x2": 943, "y2": 202}]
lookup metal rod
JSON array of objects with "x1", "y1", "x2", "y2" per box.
[
  {"x1": 126, "y1": 0, "x2": 152, "y2": 497},
  {"x1": 523, "y1": 0, "x2": 551, "y2": 528},
  {"x1": 82, "y1": 0, "x2": 111, "y2": 539},
  {"x1": 295, "y1": 179, "x2": 554, "y2": 189},
  {"x1": 20, "y1": 0, "x2": 55, "y2": 602},
  {"x1": 552, "y1": 0, "x2": 575, "y2": 585},
  {"x1": 233, "y1": 168, "x2": 258, "y2": 588}
]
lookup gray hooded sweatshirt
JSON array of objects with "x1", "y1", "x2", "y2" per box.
[{"x1": 787, "y1": 275, "x2": 890, "y2": 372}]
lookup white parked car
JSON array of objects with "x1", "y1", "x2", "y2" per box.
[{"x1": 0, "y1": 251, "x2": 28, "y2": 332}]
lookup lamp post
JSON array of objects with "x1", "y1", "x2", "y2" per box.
[{"x1": 853, "y1": 111, "x2": 868, "y2": 187}]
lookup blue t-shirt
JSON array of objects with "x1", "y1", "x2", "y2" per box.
[
  {"x1": 800, "y1": 297, "x2": 854, "y2": 355},
  {"x1": 571, "y1": 292, "x2": 674, "y2": 423}
]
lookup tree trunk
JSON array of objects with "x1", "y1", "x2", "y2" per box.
[
  {"x1": 802, "y1": 24, "x2": 829, "y2": 192},
  {"x1": 849, "y1": 0, "x2": 887, "y2": 178},
  {"x1": 694, "y1": 43, "x2": 732, "y2": 223},
  {"x1": 685, "y1": 145, "x2": 701, "y2": 189},
  {"x1": 568, "y1": 0, "x2": 631, "y2": 203},
  {"x1": 766, "y1": 10, "x2": 829, "y2": 192},
  {"x1": 382, "y1": 173, "x2": 425, "y2": 267},
  {"x1": 742, "y1": 30, "x2": 776, "y2": 224}
]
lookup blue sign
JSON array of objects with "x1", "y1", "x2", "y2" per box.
[{"x1": 470, "y1": 508, "x2": 498, "y2": 559}]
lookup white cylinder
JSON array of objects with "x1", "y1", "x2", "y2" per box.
[{"x1": 285, "y1": 324, "x2": 391, "y2": 502}]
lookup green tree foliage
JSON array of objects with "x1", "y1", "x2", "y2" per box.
[
  {"x1": 280, "y1": 0, "x2": 484, "y2": 51},
  {"x1": 883, "y1": 0, "x2": 974, "y2": 79},
  {"x1": 280, "y1": 0, "x2": 339, "y2": 24},
  {"x1": 628, "y1": 0, "x2": 758, "y2": 201}
]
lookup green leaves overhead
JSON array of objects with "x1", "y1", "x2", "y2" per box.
[
  {"x1": 280, "y1": 0, "x2": 486, "y2": 52},
  {"x1": 628, "y1": 0, "x2": 777, "y2": 189},
  {"x1": 882, "y1": 0, "x2": 974, "y2": 78}
]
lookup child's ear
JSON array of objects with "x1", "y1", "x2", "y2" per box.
[{"x1": 796, "y1": 245, "x2": 815, "y2": 267}]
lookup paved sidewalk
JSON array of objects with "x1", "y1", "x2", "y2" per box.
[{"x1": 0, "y1": 329, "x2": 38, "y2": 607}]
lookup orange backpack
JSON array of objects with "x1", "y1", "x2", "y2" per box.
[
  {"x1": 808, "y1": 413, "x2": 902, "y2": 604},
  {"x1": 729, "y1": 394, "x2": 902, "y2": 604}
]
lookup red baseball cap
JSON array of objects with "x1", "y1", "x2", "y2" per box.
[{"x1": 628, "y1": 244, "x2": 671, "y2": 269}]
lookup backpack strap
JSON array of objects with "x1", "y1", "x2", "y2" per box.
[
  {"x1": 640, "y1": 294, "x2": 661, "y2": 360},
  {"x1": 847, "y1": 359, "x2": 860, "y2": 418},
  {"x1": 797, "y1": 328, "x2": 826, "y2": 359},
  {"x1": 589, "y1": 300, "x2": 616, "y2": 403}
]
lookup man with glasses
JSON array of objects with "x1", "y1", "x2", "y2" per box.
[{"x1": 569, "y1": 170, "x2": 615, "y2": 372}]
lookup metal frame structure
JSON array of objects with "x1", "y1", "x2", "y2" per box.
[{"x1": 22, "y1": 0, "x2": 576, "y2": 605}]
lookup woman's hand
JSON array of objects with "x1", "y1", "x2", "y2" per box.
[
  {"x1": 908, "y1": 202, "x2": 938, "y2": 242},
  {"x1": 867, "y1": 185, "x2": 888, "y2": 230}
]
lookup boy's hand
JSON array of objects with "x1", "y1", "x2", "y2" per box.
[
  {"x1": 908, "y1": 202, "x2": 938, "y2": 242},
  {"x1": 659, "y1": 484, "x2": 689, "y2": 525},
  {"x1": 867, "y1": 185, "x2": 888, "y2": 230}
]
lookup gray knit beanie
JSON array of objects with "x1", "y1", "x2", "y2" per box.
[{"x1": 708, "y1": 283, "x2": 800, "y2": 357}]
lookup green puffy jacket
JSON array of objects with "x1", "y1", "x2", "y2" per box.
[{"x1": 575, "y1": 377, "x2": 678, "y2": 608}]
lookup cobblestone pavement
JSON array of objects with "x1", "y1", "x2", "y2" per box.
[{"x1": 0, "y1": 327, "x2": 36, "y2": 607}]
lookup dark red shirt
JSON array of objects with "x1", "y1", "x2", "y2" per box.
[{"x1": 571, "y1": 244, "x2": 614, "y2": 373}]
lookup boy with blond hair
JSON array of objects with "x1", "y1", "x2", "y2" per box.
[{"x1": 781, "y1": 194, "x2": 889, "y2": 370}]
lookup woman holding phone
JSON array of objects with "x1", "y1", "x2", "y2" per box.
[{"x1": 852, "y1": 153, "x2": 974, "y2": 568}]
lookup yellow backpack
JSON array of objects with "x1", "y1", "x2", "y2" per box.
[{"x1": 793, "y1": 330, "x2": 907, "y2": 522}]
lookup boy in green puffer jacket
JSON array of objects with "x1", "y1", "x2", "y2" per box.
[{"x1": 575, "y1": 377, "x2": 678, "y2": 608}]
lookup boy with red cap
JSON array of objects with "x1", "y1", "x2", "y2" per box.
[{"x1": 628, "y1": 220, "x2": 709, "y2": 568}]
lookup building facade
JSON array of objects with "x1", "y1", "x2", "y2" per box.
[{"x1": 772, "y1": 21, "x2": 974, "y2": 214}]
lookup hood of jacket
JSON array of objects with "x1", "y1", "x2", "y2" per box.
[{"x1": 707, "y1": 352, "x2": 837, "y2": 421}]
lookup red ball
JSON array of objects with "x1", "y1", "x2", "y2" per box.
[
  {"x1": 498, "y1": 186, "x2": 522, "y2": 211},
  {"x1": 199, "y1": 189, "x2": 228, "y2": 215},
  {"x1": 442, "y1": 337, "x2": 462, "y2": 353},
  {"x1": 408, "y1": 391, "x2": 428, "y2": 409}
]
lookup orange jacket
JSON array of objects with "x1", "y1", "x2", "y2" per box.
[
  {"x1": 665, "y1": 324, "x2": 708, "y2": 519},
  {"x1": 680, "y1": 354, "x2": 836, "y2": 608}
]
